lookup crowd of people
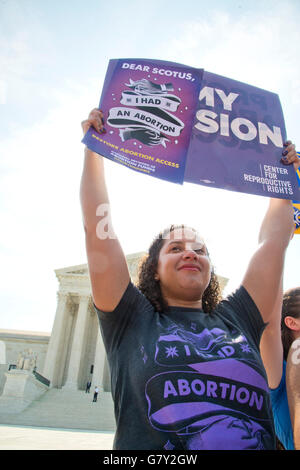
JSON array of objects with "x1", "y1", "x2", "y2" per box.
[{"x1": 80, "y1": 108, "x2": 300, "y2": 450}]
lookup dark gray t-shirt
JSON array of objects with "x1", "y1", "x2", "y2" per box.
[{"x1": 95, "y1": 282, "x2": 275, "y2": 450}]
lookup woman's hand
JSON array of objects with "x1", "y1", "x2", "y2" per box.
[
  {"x1": 81, "y1": 108, "x2": 105, "y2": 135},
  {"x1": 281, "y1": 140, "x2": 299, "y2": 170}
]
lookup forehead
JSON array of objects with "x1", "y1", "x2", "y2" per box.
[{"x1": 162, "y1": 227, "x2": 205, "y2": 246}]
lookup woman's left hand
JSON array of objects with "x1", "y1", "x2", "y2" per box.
[{"x1": 281, "y1": 140, "x2": 300, "y2": 170}]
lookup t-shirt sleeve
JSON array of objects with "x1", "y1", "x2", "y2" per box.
[
  {"x1": 93, "y1": 281, "x2": 152, "y2": 357},
  {"x1": 219, "y1": 285, "x2": 266, "y2": 350}
]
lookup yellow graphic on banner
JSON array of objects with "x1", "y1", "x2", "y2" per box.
[
  {"x1": 293, "y1": 154, "x2": 300, "y2": 233},
  {"x1": 294, "y1": 202, "x2": 300, "y2": 234}
]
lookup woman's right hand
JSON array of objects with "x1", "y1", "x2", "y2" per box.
[{"x1": 81, "y1": 108, "x2": 105, "y2": 136}]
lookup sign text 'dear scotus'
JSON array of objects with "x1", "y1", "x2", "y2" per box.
[{"x1": 82, "y1": 58, "x2": 203, "y2": 184}]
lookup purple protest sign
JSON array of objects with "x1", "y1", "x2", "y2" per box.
[
  {"x1": 82, "y1": 59, "x2": 203, "y2": 184},
  {"x1": 184, "y1": 71, "x2": 300, "y2": 200}
]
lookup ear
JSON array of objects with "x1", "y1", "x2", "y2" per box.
[
  {"x1": 284, "y1": 316, "x2": 300, "y2": 332},
  {"x1": 154, "y1": 273, "x2": 160, "y2": 281}
]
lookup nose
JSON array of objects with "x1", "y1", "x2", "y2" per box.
[{"x1": 182, "y1": 249, "x2": 198, "y2": 260}]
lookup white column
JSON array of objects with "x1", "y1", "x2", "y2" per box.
[
  {"x1": 102, "y1": 356, "x2": 111, "y2": 392},
  {"x1": 63, "y1": 294, "x2": 90, "y2": 389},
  {"x1": 43, "y1": 292, "x2": 70, "y2": 387},
  {"x1": 56, "y1": 302, "x2": 76, "y2": 388},
  {"x1": 91, "y1": 328, "x2": 106, "y2": 391}
]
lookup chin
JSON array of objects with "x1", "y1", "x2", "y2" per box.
[
  {"x1": 180, "y1": 274, "x2": 207, "y2": 288},
  {"x1": 179, "y1": 282, "x2": 204, "y2": 298}
]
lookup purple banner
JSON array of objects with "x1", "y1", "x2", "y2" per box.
[
  {"x1": 184, "y1": 71, "x2": 300, "y2": 200},
  {"x1": 82, "y1": 58, "x2": 203, "y2": 184},
  {"x1": 82, "y1": 59, "x2": 300, "y2": 200}
]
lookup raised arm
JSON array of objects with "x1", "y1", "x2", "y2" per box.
[
  {"x1": 286, "y1": 339, "x2": 300, "y2": 449},
  {"x1": 242, "y1": 142, "x2": 297, "y2": 324},
  {"x1": 260, "y1": 279, "x2": 283, "y2": 388},
  {"x1": 80, "y1": 109, "x2": 130, "y2": 311}
]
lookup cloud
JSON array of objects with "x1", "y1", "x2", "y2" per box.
[
  {"x1": 158, "y1": 3, "x2": 300, "y2": 148},
  {"x1": 163, "y1": 4, "x2": 300, "y2": 92},
  {"x1": 0, "y1": 80, "x2": 6, "y2": 104}
]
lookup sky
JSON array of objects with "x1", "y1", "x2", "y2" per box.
[{"x1": 0, "y1": 0, "x2": 299, "y2": 333}]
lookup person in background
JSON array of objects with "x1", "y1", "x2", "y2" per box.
[
  {"x1": 260, "y1": 285, "x2": 293, "y2": 449},
  {"x1": 285, "y1": 288, "x2": 300, "y2": 449},
  {"x1": 93, "y1": 386, "x2": 99, "y2": 402},
  {"x1": 86, "y1": 380, "x2": 91, "y2": 393}
]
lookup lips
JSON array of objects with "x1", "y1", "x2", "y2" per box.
[{"x1": 178, "y1": 264, "x2": 200, "y2": 271}]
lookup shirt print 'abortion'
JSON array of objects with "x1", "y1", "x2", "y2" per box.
[{"x1": 144, "y1": 319, "x2": 273, "y2": 450}]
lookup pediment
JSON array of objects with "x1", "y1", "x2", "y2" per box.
[
  {"x1": 55, "y1": 264, "x2": 89, "y2": 279},
  {"x1": 54, "y1": 253, "x2": 146, "y2": 281}
]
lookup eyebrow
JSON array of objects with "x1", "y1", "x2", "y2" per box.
[{"x1": 167, "y1": 240, "x2": 207, "y2": 250}]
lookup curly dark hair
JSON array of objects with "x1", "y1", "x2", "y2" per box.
[
  {"x1": 137, "y1": 225, "x2": 222, "y2": 313},
  {"x1": 281, "y1": 287, "x2": 300, "y2": 360}
]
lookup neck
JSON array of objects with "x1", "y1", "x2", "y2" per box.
[
  {"x1": 165, "y1": 295, "x2": 203, "y2": 309},
  {"x1": 292, "y1": 330, "x2": 300, "y2": 342}
]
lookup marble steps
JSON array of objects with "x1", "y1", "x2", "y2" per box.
[{"x1": 0, "y1": 388, "x2": 116, "y2": 432}]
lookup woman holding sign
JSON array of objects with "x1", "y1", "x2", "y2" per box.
[{"x1": 80, "y1": 108, "x2": 297, "y2": 450}]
